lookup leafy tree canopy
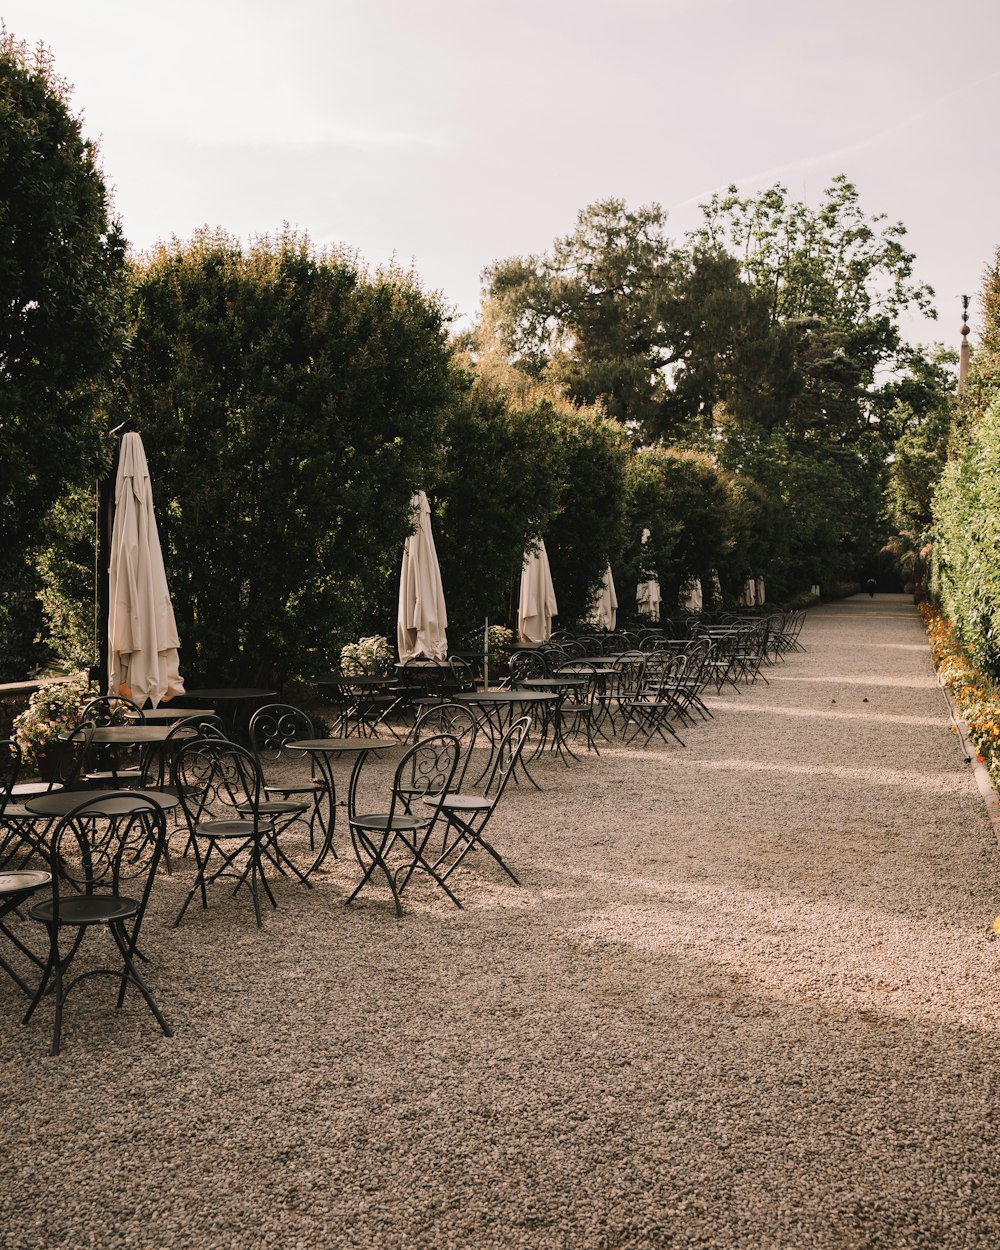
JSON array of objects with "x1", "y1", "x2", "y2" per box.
[
  {"x1": 113, "y1": 229, "x2": 454, "y2": 685},
  {"x1": 0, "y1": 28, "x2": 127, "y2": 676}
]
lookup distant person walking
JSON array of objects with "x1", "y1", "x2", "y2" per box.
[{"x1": 866, "y1": 578, "x2": 877, "y2": 599}]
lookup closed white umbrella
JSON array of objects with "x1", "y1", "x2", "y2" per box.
[
  {"x1": 755, "y1": 576, "x2": 766, "y2": 606},
  {"x1": 742, "y1": 577, "x2": 757, "y2": 607},
  {"x1": 518, "y1": 540, "x2": 557, "y2": 644},
  {"x1": 588, "y1": 563, "x2": 618, "y2": 631},
  {"x1": 397, "y1": 490, "x2": 448, "y2": 663},
  {"x1": 108, "y1": 432, "x2": 185, "y2": 707},
  {"x1": 683, "y1": 578, "x2": 703, "y2": 613},
  {"x1": 636, "y1": 528, "x2": 661, "y2": 622}
]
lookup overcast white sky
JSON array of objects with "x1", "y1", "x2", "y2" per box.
[{"x1": 5, "y1": 0, "x2": 998, "y2": 348}]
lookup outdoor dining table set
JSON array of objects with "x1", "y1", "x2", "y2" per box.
[{"x1": 0, "y1": 690, "x2": 536, "y2": 1054}]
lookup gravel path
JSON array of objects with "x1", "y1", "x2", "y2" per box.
[{"x1": 3, "y1": 593, "x2": 1000, "y2": 1250}]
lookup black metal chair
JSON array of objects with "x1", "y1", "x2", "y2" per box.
[
  {"x1": 248, "y1": 704, "x2": 331, "y2": 875},
  {"x1": 0, "y1": 868, "x2": 52, "y2": 995},
  {"x1": 420, "y1": 716, "x2": 531, "y2": 896},
  {"x1": 79, "y1": 695, "x2": 146, "y2": 787},
  {"x1": 22, "y1": 790, "x2": 171, "y2": 1055},
  {"x1": 172, "y1": 737, "x2": 306, "y2": 928},
  {"x1": 346, "y1": 732, "x2": 460, "y2": 916}
]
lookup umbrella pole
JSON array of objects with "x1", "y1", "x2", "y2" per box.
[
  {"x1": 483, "y1": 617, "x2": 489, "y2": 691},
  {"x1": 93, "y1": 422, "x2": 132, "y2": 695}
]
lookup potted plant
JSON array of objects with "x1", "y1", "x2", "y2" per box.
[
  {"x1": 10, "y1": 673, "x2": 92, "y2": 780},
  {"x1": 339, "y1": 635, "x2": 394, "y2": 677}
]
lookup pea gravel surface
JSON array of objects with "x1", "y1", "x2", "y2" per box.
[{"x1": 3, "y1": 594, "x2": 1000, "y2": 1250}]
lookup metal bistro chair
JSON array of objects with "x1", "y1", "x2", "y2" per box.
[
  {"x1": 346, "y1": 732, "x2": 460, "y2": 916},
  {"x1": 248, "y1": 704, "x2": 331, "y2": 876},
  {"x1": 418, "y1": 715, "x2": 532, "y2": 897},
  {"x1": 0, "y1": 869, "x2": 52, "y2": 996},
  {"x1": 22, "y1": 790, "x2": 172, "y2": 1056},
  {"x1": 79, "y1": 694, "x2": 146, "y2": 787},
  {"x1": 172, "y1": 737, "x2": 307, "y2": 928}
]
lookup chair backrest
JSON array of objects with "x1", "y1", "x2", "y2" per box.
[
  {"x1": 480, "y1": 716, "x2": 532, "y2": 807},
  {"x1": 386, "y1": 733, "x2": 460, "y2": 826},
  {"x1": 413, "y1": 702, "x2": 479, "y2": 790},
  {"x1": 248, "y1": 704, "x2": 315, "y2": 766},
  {"x1": 173, "y1": 737, "x2": 263, "y2": 829},
  {"x1": 446, "y1": 656, "x2": 475, "y2": 693},
  {"x1": 44, "y1": 790, "x2": 168, "y2": 922},
  {"x1": 507, "y1": 650, "x2": 547, "y2": 685},
  {"x1": 80, "y1": 695, "x2": 145, "y2": 726}
]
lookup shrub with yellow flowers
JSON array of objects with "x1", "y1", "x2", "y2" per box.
[{"x1": 921, "y1": 603, "x2": 1000, "y2": 787}]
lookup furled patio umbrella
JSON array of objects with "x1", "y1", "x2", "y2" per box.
[
  {"x1": 636, "y1": 529, "x2": 661, "y2": 622},
  {"x1": 108, "y1": 432, "x2": 185, "y2": 707},
  {"x1": 742, "y1": 577, "x2": 757, "y2": 607},
  {"x1": 397, "y1": 490, "x2": 448, "y2": 662},
  {"x1": 518, "y1": 540, "x2": 558, "y2": 645},
  {"x1": 588, "y1": 563, "x2": 618, "y2": 632},
  {"x1": 755, "y1": 576, "x2": 766, "y2": 606},
  {"x1": 683, "y1": 578, "x2": 703, "y2": 613}
]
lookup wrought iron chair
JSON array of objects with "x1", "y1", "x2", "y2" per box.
[
  {"x1": 419, "y1": 715, "x2": 531, "y2": 897},
  {"x1": 22, "y1": 790, "x2": 171, "y2": 1055},
  {"x1": 172, "y1": 737, "x2": 306, "y2": 928},
  {"x1": 248, "y1": 703, "x2": 331, "y2": 876},
  {"x1": 79, "y1": 694, "x2": 146, "y2": 787},
  {"x1": 0, "y1": 868, "x2": 51, "y2": 995},
  {"x1": 346, "y1": 732, "x2": 460, "y2": 916}
]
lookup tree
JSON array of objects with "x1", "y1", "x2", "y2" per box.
[
  {"x1": 112, "y1": 230, "x2": 454, "y2": 685},
  {"x1": 476, "y1": 200, "x2": 777, "y2": 445},
  {"x1": 0, "y1": 29, "x2": 127, "y2": 676},
  {"x1": 432, "y1": 374, "x2": 569, "y2": 643},
  {"x1": 620, "y1": 448, "x2": 733, "y2": 612},
  {"x1": 692, "y1": 177, "x2": 939, "y2": 593}
]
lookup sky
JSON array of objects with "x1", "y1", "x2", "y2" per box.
[{"x1": 4, "y1": 0, "x2": 999, "y2": 348}]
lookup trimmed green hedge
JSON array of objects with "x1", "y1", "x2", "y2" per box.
[{"x1": 932, "y1": 398, "x2": 1000, "y2": 679}]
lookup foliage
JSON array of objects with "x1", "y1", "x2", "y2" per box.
[
  {"x1": 340, "y1": 635, "x2": 393, "y2": 676},
  {"x1": 931, "y1": 397, "x2": 1000, "y2": 679},
  {"x1": 922, "y1": 603, "x2": 1000, "y2": 791},
  {"x1": 35, "y1": 484, "x2": 97, "y2": 672},
  {"x1": 0, "y1": 30, "x2": 127, "y2": 677},
  {"x1": 475, "y1": 199, "x2": 777, "y2": 445},
  {"x1": 432, "y1": 372, "x2": 569, "y2": 638},
  {"x1": 544, "y1": 405, "x2": 630, "y2": 623},
  {"x1": 112, "y1": 229, "x2": 454, "y2": 686},
  {"x1": 619, "y1": 448, "x2": 732, "y2": 611},
  {"x1": 10, "y1": 672, "x2": 91, "y2": 767}
]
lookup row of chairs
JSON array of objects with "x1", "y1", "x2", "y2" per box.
[{"x1": 0, "y1": 699, "x2": 532, "y2": 1053}]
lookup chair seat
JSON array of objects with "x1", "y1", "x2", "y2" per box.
[
  {"x1": 352, "y1": 812, "x2": 430, "y2": 834},
  {"x1": 11, "y1": 781, "x2": 63, "y2": 799},
  {"x1": 238, "y1": 801, "x2": 307, "y2": 818},
  {"x1": 29, "y1": 893, "x2": 138, "y2": 926},
  {"x1": 194, "y1": 818, "x2": 274, "y2": 838},
  {"x1": 0, "y1": 870, "x2": 51, "y2": 896},
  {"x1": 425, "y1": 793, "x2": 490, "y2": 814},
  {"x1": 264, "y1": 782, "x2": 324, "y2": 798}
]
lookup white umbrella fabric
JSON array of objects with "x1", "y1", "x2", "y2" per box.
[
  {"x1": 636, "y1": 529, "x2": 661, "y2": 622},
  {"x1": 683, "y1": 578, "x2": 703, "y2": 613},
  {"x1": 588, "y1": 563, "x2": 618, "y2": 631},
  {"x1": 742, "y1": 577, "x2": 757, "y2": 607},
  {"x1": 397, "y1": 490, "x2": 448, "y2": 663},
  {"x1": 518, "y1": 540, "x2": 558, "y2": 645},
  {"x1": 108, "y1": 432, "x2": 185, "y2": 708},
  {"x1": 755, "y1": 576, "x2": 766, "y2": 606}
]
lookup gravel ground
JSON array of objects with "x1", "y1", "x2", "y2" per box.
[{"x1": 3, "y1": 593, "x2": 1000, "y2": 1250}]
